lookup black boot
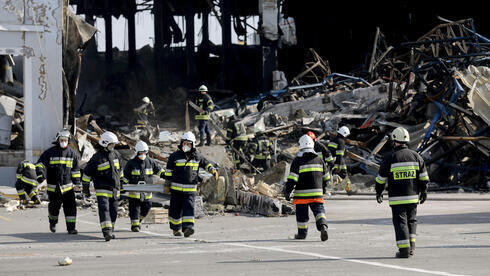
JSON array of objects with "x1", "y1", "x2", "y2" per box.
[
  {"x1": 103, "y1": 230, "x2": 112, "y2": 242},
  {"x1": 183, "y1": 228, "x2": 195, "y2": 238},
  {"x1": 198, "y1": 137, "x2": 205, "y2": 147},
  {"x1": 173, "y1": 230, "x2": 183, "y2": 237},
  {"x1": 320, "y1": 225, "x2": 328, "y2": 241},
  {"x1": 206, "y1": 136, "x2": 212, "y2": 146},
  {"x1": 395, "y1": 248, "x2": 410, "y2": 258},
  {"x1": 131, "y1": 225, "x2": 140, "y2": 232},
  {"x1": 68, "y1": 229, "x2": 78, "y2": 234},
  {"x1": 49, "y1": 223, "x2": 56, "y2": 233},
  {"x1": 294, "y1": 232, "x2": 307, "y2": 240},
  {"x1": 410, "y1": 242, "x2": 415, "y2": 256}
]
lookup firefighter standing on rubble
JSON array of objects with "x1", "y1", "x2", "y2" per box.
[
  {"x1": 121, "y1": 140, "x2": 165, "y2": 232},
  {"x1": 307, "y1": 131, "x2": 334, "y2": 169},
  {"x1": 194, "y1": 85, "x2": 214, "y2": 146},
  {"x1": 248, "y1": 132, "x2": 273, "y2": 174},
  {"x1": 284, "y1": 135, "x2": 330, "y2": 241},
  {"x1": 36, "y1": 129, "x2": 81, "y2": 234},
  {"x1": 82, "y1": 131, "x2": 124, "y2": 241},
  {"x1": 375, "y1": 127, "x2": 429, "y2": 258},
  {"x1": 226, "y1": 114, "x2": 248, "y2": 170},
  {"x1": 328, "y1": 126, "x2": 352, "y2": 192},
  {"x1": 134, "y1": 96, "x2": 155, "y2": 127},
  {"x1": 165, "y1": 131, "x2": 218, "y2": 237},
  {"x1": 15, "y1": 160, "x2": 41, "y2": 206}
]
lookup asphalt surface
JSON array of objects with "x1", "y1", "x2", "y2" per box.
[{"x1": 1, "y1": 196, "x2": 489, "y2": 275}]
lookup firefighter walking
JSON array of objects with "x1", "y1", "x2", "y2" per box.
[
  {"x1": 194, "y1": 85, "x2": 214, "y2": 146},
  {"x1": 284, "y1": 135, "x2": 330, "y2": 241},
  {"x1": 375, "y1": 127, "x2": 429, "y2": 258},
  {"x1": 15, "y1": 160, "x2": 41, "y2": 206},
  {"x1": 82, "y1": 131, "x2": 124, "y2": 241},
  {"x1": 36, "y1": 129, "x2": 81, "y2": 234},
  {"x1": 248, "y1": 133, "x2": 273, "y2": 174},
  {"x1": 165, "y1": 132, "x2": 218, "y2": 237},
  {"x1": 122, "y1": 140, "x2": 165, "y2": 232}
]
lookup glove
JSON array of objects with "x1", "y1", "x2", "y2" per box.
[
  {"x1": 339, "y1": 170, "x2": 347, "y2": 179},
  {"x1": 120, "y1": 187, "x2": 126, "y2": 194},
  {"x1": 419, "y1": 192, "x2": 427, "y2": 204},
  {"x1": 212, "y1": 169, "x2": 219, "y2": 181},
  {"x1": 164, "y1": 180, "x2": 171, "y2": 194},
  {"x1": 376, "y1": 194, "x2": 383, "y2": 204},
  {"x1": 82, "y1": 184, "x2": 91, "y2": 198}
]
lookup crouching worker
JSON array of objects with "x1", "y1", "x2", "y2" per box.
[
  {"x1": 165, "y1": 131, "x2": 218, "y2": 237},
  {"x1": 284, "y1": 135, "x2": 330, "y2": 241},
  {"x1": 82, "y1": 131, "x2": 124, "y2": 241},
  {"x1": 16, "y1": 160, "x2": 41, "y2": 205},
  {"x1": 122, "y1": 140, "x2": 165, "y2": 232}
]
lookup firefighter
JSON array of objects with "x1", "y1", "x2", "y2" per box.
[
  {"x1": 122, "y1": 140, "x2": 165, "y2": 232},
  {"x1": 82, "y1": 131, "x2": 124, "y2": 241},
  {"x1": 306, "y1": 131, "x2": 334, "y2": 169},
  {"x1": 248, "y1": 133, "x2": 273, "y2": 174},
  {"x1": 225, "y1": 114, "x2": 248, "y2": 170},
  {"x1": 15, "y1": 160, "x2": 41, "y2": 205},
  {"x1": 328, "y1": 126, "x2": 350, "y2": 178},
  {"x1": 194, "y1": 85, "x2": 214, "y2": 146},
  {"x1": 133, "y1": 96, "x2": 155, "y2": 127},
  {"x1": 284, "y1": 135, "x2": 330, "y2": 241},
  {"x1": 165, "y1": 131, "x2": 218, "y2": 237},
  {"x1": 36, "y1": 129, "x2": 81, "y2": 234},
  {"x1": 375, "y1": 127, "x2": 429, "y2": 258}
]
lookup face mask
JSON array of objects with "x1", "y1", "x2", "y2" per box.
[
  {"x1": 107, "y1": 144, "x2": 115, "y2": 151},
  {"x1": 59, "y1": 141, "x2": 68, "y2": 149},
  {"x1": 138, "y1": 154, "x2": 147, "y2": 160},
  {"x1": 182, "y1": 145, "x2": 191, "y2": 152}
]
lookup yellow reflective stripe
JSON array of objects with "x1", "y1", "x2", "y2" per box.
[
  {"x1": 61, "y1": 185, "x2": 73, "y2": 193},
  {"x1": 157, "y1": 169, "x2": 165, "y2": 177},
  {"x1": 71, "y1": 173, "x2": 81, "y2": 178},
  {"x1": 16, "y1": 175, "x2": 21, "y2": 179},
  {"x1": 294, "y1": 192, "x2": 323, "y2": 197},
  {"x1": 145, "y1": 194, "x2": 153, "y2": 199},
  {"x1": 195, "y1": 114, "x2": 210, "y2": 120},
  {"x1": 100, "y1": 221, "x2": 113, "y2": 229},
  {"x1": 298, "y1": 168, "x2": 323, "y2": 173},
  {"x1": 131, "y1": 170, "x2": 141, "y2": 175},
  {"x1": 182, "y1": 218, "x2": 195, "y2": 223},
  {"x1": 145, "y1": 169, "x2": 153, "y2": 175},
  {"x1": 98, "y1": 164, "x2": 110, "y2": 171},
  {"x1": 287, "y1": 175, "x2": 298, "y2": 182},
  {"x1": 20, "y1": 177, "x2": 37, "y2": 186},
  {"x1": 96, "y1": 193, "x2": 113, "y2": 198},
  {"x1": 128, "y1": 193, "x2": 140, "y2": 199},
  {"x1": 419, "y1": 175, "x2": 429, "y2": 181},
  {"x1": 170, "y1": 186, "x2": 197, "y2": 192},
  {"x1": 336, "y1": 150, "x2": 344, "y2": 156},
  {"x1": 328, "y1": 143, "x2": 338, "y2": 149},
  {"x1": 36, "y1": 163, "x2": 45, "y2": 168},
  {"x1": 169, "y1": 218, "x2": 182, "y2": 225},
  {"x1": 165, "y1": 172, "x2": 173, "y2": 176},
  {"x1": 390, "y1": 166, "x2": 419, "y2": 172},
  {"x1": 175, "y1": 162, "x2": 199, "y2": 167},
  {"x1": 82, "y1": 177, "x2": 91, "y2": 182},
  {"x1": 49, "y1": 160, "x2": 73, "y2": 167},
  {"x1": 376, "y1": 176, "x2": 386, "y2": 184},
  {"x1": 17, "y1": 191, "x2": 26, "y2": 195},
  {"x1": 397, "y1": 243, "x2": 410, "y2": 248},
  {"x1": 389, "y1": 199, "x2": 419, "y2": 205},
  {"x1": 24, "y1": 163, "x2": 36, "y2": 169}
]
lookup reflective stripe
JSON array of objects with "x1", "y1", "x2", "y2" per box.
[
  {"x1": 98, "y1": 162, "x2": 110, "y2": 171},
  {"x1": 336, "y1": 150, "x2": 344, "y2": 156},
  {"x1": 165, "y1": 171, "x2": 173, "y2": 176},
  {"x1": 145, "y1": 169, "x2": 153, "y2": 175},
  {"x1": 175, "y1": 162, "x2": 199, "y2": 167},
  {"x1": 315, "y1": 213, "x2": 326, "y2": 221},
  {"x1": 47, "y1": 184, "x2": 57, "y2": 192},
  {"x1": 17, "y1": 189, "x2": 25, "y2": 195},
  {"x1": 205, "y1": 163, "x2": 213, "y2": 172},
  {"x1": 299, "y1": 164, "x2": 323, "y2": 170},
  {"x1": 96, "y1": 189, "x2": 113, "y2": 198},
  {"x1": 294, "y1": 189, "x2": 323, "y2": 197},
  {"x1": 339, "y1": 165, "x2": 347, "y2": 170},
  {"x1": 82, "y1": 174, "x2": 91, "y2": 182},
  {"x1": 297, "y1": 222, "x2": 308, "y2": 229},
  {"x1": 157, "y1": 169, "x2": 165, "y2": 177},
  {"x1": 287, "y1": 173, "x2": 299, "y2": 182},
  {"x1": 323, "y1": 172, "x2": 331, "y2": 181},
  {"x1": 326, "y1": 156, "x2": 334, "y2": 162},
  {"x1": 195, "y1": 114, "x2": 210, "y2": 120},
  {"x1": 131, "y1": 220, "x2": 140, "y2": 226},
  {"x1": 49, "y1": 157, "x2": 74, "y2": 167},
  {"x1": 397, "y1": 239, "x2": 410, "y2": 248},
  {"x1": 170, "y1": 182, "x2": 197, "y2": 192},
  {"x1": 36, "y1": 163, "x2": 45, "y2": 169},
  {"x1": 114, "y1": 160, "x2": 120, "y2": 170},
  {"x1": 169, "y1": 217, "x2": 182, "y2": 225},
  {"x1": 23, "y1": 163, "x2": 36, "y2": 169},
  {"x1": 100, "y1": 221, "x2": 112, "y2": 229},
  {"x1": 145, "y1": 193, "x2": 152, "y2": 200},
  {"x1": 375, "y1": 175, "x2": 387, "y2": 184},
  {"x1": 60, "y1": 183, "x2": 73, "y2": 193},
  {"x1": 328, "y1": 142, "x2": 338, "y2": 149},
  {"x1": 65, "y1": 216, "x2": 76, "y2": 223},
  {"x1": 419, "y1": 171, "x2": 429, "y2": 181},
  {"x1": 390, "y1": 162, "x2": 419, "y2": 172},
  {"x1": 16, "y1": 174, "x2": 21, "y2": 179},
  {"x1": 131, "y1": 170, "x2": 141, "y2": 175},
  {"x1": 49, "y1": 214, "x2": 58, "y2": 220},
  {"x1": 20, "y1": 176, "x2": 37, "y2": 186},
  {"x1": 29, "y1": 190, "x2": 37, "y2": 197},
  {"x1": 299, "y1": 167, "x2": 323, "y2": 173},
  {"x1": 182, "y1": 216, "x2": 195, "y2": 223},
  {"x1": 389, "y1": 195, "x2": 419, "y2": 205},
  {"x1": 71, "y1": 171, "x2": 81, "y2": 178},
  {"x1": 128, "y1": 192, "x2": 141, "y2": 199}
]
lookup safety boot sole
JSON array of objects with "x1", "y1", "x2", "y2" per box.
[{"x1": 320, "y1": 226, "x2": 328, "y2": 241}]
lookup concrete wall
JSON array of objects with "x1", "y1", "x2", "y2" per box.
[{"x1": 0, "y1": 0, "x2": 63, "y2": 165}]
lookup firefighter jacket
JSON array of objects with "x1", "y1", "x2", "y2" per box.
[
  {"x1": 122, "y1": 157, "x2": 165, "y2": 200},
  {"x1": 134, "y1": 101, "x2": 154, "y2": 125},
  {"x1": 82, "y1": 148, "x2": 124, "y2": 198},
  {"x1": 285, "y1": 150, "x2": 330, "y2": 204},
  {"x1": 194, "y1": 94, "x2": 214, "y2": 120},
  {"x1": 226, "y1": 119, "x2": 248, "y2": 142},
  {"x1": 314, "y1": 141, "x2": 334, "y2": 167},
  {"x1": 375, "y1": 144, "x2": 429, "y2": 206},
  {"x1": 328, "y1": 136, "x2": 346, "y2": 171},
  {"x1": 16, "y1": 161, "x2": 38, "y2": 189},
  {"x1": 165, "y1": 147, "x2": 215, "y2": 194},
  {"x1": 248, "y1": 136, "x2": 273, "y2": 160},
  {"x1": 36, "y1": 145, "x2": 81, "y2": 194}
]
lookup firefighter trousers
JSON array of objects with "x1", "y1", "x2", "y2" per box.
[
  {"x1": 198, "y1": 120, "x2": 211, "y2": 138},
  {"x1": 391, "y1": 203, "x2": 417, "y2": 250},
  {"x1": 232, "y1": 140, "x2": 247, "y2": 168},
  {"x1": 129, "y1": 198, "x2": 151, "y2": 227},
  {"x1": 15, "y1": 182, "x2": 39, "y2": 202},
  {"x1": 48, "y1": 189, "x2": 77, "y2": 231},
  {"x1": 169, "y1": 192, "x2": 195, "y2": 231},
  {"x1": 97, "y1": 195, "x2": 118, "y2": 234},
  {"x1": 295, "y1": 203, "x2": 328, "y2": 235}
]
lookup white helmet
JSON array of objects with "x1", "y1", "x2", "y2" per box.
[
  {"x1": 198, "y1": 85, "x2": 208, "y2": 92},
  {"x1": 142, "y1": 97, "x2": 150, "y2": 104},
  {"x1": 391, "y1": 127, "x2": 410, "y2": 143},
  {"x1": 338, "y1": 126, "x2": 350, "y2": 137},
  {"x1": 55, "y1": 129, "x2": 70, "y2": 140},
  {"x1": 135, "y1": 140, "x2": 149, "y2": 152},
  {"x1": 299, "y1": 134, "x2": 315, "y2": 150},
  {"x1": 181, "y1": 131, "x2": 196, "y2": 144},
  {"x1": 99, "y1": 131, "x2": 119, "y2": 147}
]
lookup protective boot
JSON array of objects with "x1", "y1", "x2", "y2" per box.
[
  {"x1": 320, "y1": 225, "x2": 328, "y2": 241},
  {"x1": 131, "y1": 225, "x2": 140, "y2": 232},
  {"x1": 206, "y1": 136, "x2": 212, "y2": 146},
  {"x1": 183, "y1": 228, "x2": 195, "y2": 238},
  {"x1": 294, "y1": 232, "x2": 307, "y2": 240},
  {"x1": 410, "y1": 242, "x2": 415, "y2": 256},
  {"x1": 395, "y1": 248, "x2": 410, "y2": 258},
  {"x1": 49, "y1": 223, "x2": 56, "y2": 233},
  {"x1": 198, "y1": 136, "x2": 205, "y2": 147},
  {"x1": 67, "y1": 229, "x2": 78, "y2": 235},
  {"x1": 173, "y1": 230, "x2": 183, "y2": 237},
  {"x1": 103, "y1": 230, "x2": 112, "y2": 242}
]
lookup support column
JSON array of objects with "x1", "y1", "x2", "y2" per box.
[
  {"x1": 104, "y1": 14, "x2": 113, "y2": 64},
  {"x1": 221, "y1": 0, "x2": 232, "y2": 89},
  {"x1": 185, "y1": 0, "x2": 196, "y2": 83},
  {"x1": 153, "y1": 0, "x2": 163, "y2": 89},
  {"x1": 127, "y1": 0, "x2": 137, "y2": 67}
]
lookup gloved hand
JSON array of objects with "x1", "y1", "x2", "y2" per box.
[
  {"x1": 82, "y1": 184, "x2": 91, "y2": 198},
  {"x1": 376, "y1": 194, "x2": 383, "y2": 204},
  {"x1": 164, "y1": 180, "x2": 171, "y2": 194},
  {"x1": 212, "y1": 169, "x2": 219, "y2": 181},
  {"x1": 419, "y1": 192, "x2": 427, "y2": 204},
  {"x1": 120, "y1": 187, "x2": 126, "y2": 194},
  {"x1": 339, "y1": 170, "x2": 347, "y2": 179}
]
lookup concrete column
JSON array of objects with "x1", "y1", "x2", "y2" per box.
[{"x1": 104, "y1": 14, "x2": 113, "y2": 64}]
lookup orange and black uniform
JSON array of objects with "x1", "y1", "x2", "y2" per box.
[{"x1": 284, "y1": 149, "x2": 330, "y2": 236}]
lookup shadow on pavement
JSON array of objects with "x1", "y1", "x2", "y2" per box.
[{"x1": 329, "y1": 212, "x2": 490, "y2": 225}]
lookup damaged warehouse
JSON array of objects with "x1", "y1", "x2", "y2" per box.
[{"x1": 1, "y1": 0, "x2": 490, "y2": 272}]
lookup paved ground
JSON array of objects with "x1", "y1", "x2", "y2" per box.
[{"x1": 1, "y1": 196, "x2": 489, "y2": 276}]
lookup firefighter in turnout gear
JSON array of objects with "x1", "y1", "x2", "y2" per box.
[
  {"x1": 328, "y1": 126, "x2": 350, "y2": 178},
  {"x1": 307, "y1": 131, "x2": 334, "y2": 169},
  {"x1": 82, "y1": 131, "x2": 125, "y2": 241},
  {"x1": 226, "y1": 115, "x2": 248, "y2": 169},
  {"x1": 284, "y1": 135, "x2": 330, "y2": 241},
  {"x1": 165, "y1": 131, "x2": 218, "y2": 237},
  {"x1": 122, "y1": 140, "x2": 165, "y2": 232},
  {"x1": 375, "y1": 127, "x2": 429, "y2": 258},
  {"x1": 248, "y1": 133, "x2": 273, "y2": 174},
  {"x1": 194, "y1": 85, "x2": 214, "y2": 146},
  {"x1": 133, "y1": 96, "x2": 155, "y2": 127},
  {"x1": 15, "y1": 160, "x2": 41, "y2": 205},
  {"x1": 36, "y1": 129, "x2": 81, "y2": 234}
]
